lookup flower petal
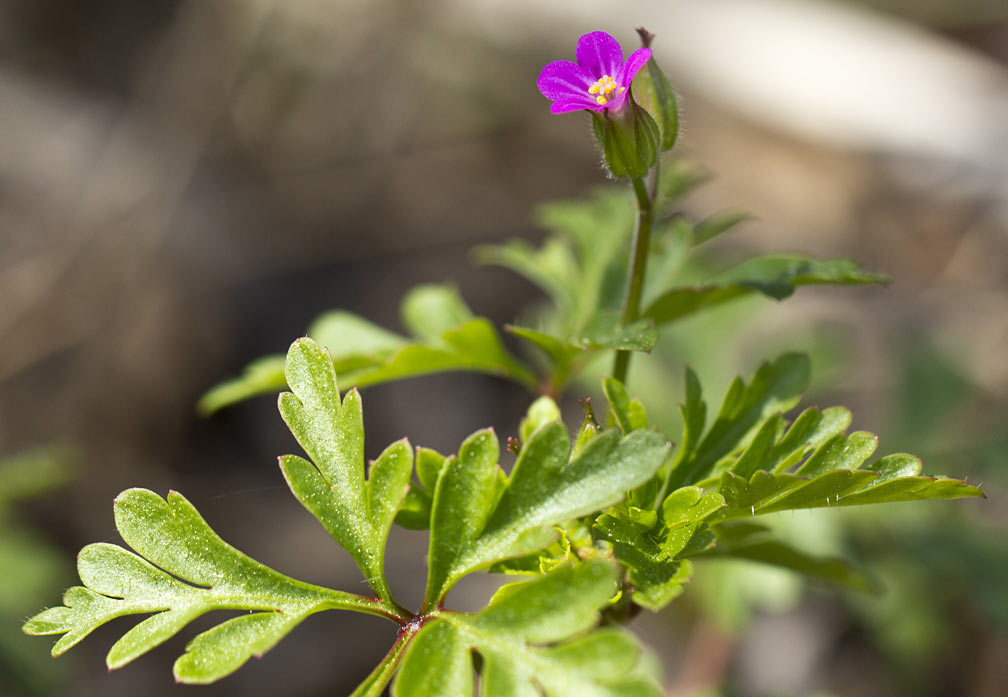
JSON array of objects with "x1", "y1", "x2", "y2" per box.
[
  {"x1": 618, "y1": 47, "x2": 652, "y2": 86},
  {"x1": 550, "y1": 98, "x2": 598, "y2": 114},
  {"x1": 601, "y1": 91, "x2": 630, "y2": 114},
  {"x1": 576, "y1": 31, "x2": 624, "y2": 79},
  {"x1": 537, "y1": 60, "x2": 591, "y2": 101}
]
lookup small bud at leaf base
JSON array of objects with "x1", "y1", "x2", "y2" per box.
[{"x1": 519, "y1": 396, "x2": 562, "y2": 443}]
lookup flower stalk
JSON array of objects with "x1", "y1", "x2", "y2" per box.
[{"x1": 613, "y1": 174, "x2": 655, "y2": 384}]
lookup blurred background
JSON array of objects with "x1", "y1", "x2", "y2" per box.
[{"x1": 1, "y1": 0, "x2": 1006, "y2": 695}]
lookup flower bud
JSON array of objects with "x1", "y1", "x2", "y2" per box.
[
  {"x1": 591, "y1": 97, "x2": 660, "y2": 179},
  {"x1": 633, "y1": 28, "x2": 679, "y2": 151}
]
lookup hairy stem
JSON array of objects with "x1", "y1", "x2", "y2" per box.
[{"x1": 612, "y1": 174, "x2": 655, "y2": 384}]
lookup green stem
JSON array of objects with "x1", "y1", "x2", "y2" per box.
[
  {"x1": 612, "y1": 175, "x2": 655, "y2": 384},
  {"x1": 318, "y1": 587, "x2": 411, "y2": 624},
  {"x1": 347, "y1": 630, "x2": 412, "y2": 697},
  {"x1": 368, "y1": 576, "x2": 412, "y2": 624}
]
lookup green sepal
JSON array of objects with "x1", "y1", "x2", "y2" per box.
[
  {"x1": 395, "y1": 562, "x2": 661, "y2": 697},
  {"x1": 591, "y1": 101, "x2": 660, "y2": 179}
]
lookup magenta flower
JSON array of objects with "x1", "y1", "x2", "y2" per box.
[{"x1": 537, "y1": 31, "x2": 652, "y2": 115}]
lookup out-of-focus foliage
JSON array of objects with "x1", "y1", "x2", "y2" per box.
[
  {"x1": 201, "y1": 163, "x2": 885, "y2": 407},
  {"x1": 0, "y1": 447, "x2": 74, "y2": 696}
]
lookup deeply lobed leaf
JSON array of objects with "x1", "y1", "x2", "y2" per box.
[
  {"x1": 424, "y1": 420, "x2": 671, "y2": 609},
  {"x1": 22, "y1": 489, "x2": 385, "y2": 683},
  {"x1": 395, "y1": 562, "x2": 661, "y2": 697},
  {"x1": 643, "y1": 255, "x2": 889, "y2": 326},
  {"x1": 711, "y1": 455, "x2": 983, "y2": 523},
  {"x1": 665, "y1": 353, "x2": 811, "y2": 492},
  {"x1": 278, "y1": 337, "x2": 412, "y2": 604}
]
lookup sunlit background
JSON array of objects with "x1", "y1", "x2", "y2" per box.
[{"x1": 1, "y1": 1, "x2": 1006, "y2": 695}]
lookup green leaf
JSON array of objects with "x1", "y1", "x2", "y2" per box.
[
  {"x1": 641, "y1": 218, "x2": 692, "y2": 307},
  {"x1": 309, "y1": 311, "x2": 408, "y2": 373},
  {"x1": 643, "y1": 255, "x2": 889, "y2": 326},
  {"x1": 505, "y1": 325, "x2": 583, "y2": 392},
  {"x1": 593, "y1": 486, "x2": 723, "y2": 611},
  {"x1": 592, "y1": 511, "x2": 699, "y2": 611},
  {"x1": 199, "y1": 285, "x2": 539, "y2": 413},
  {"x1": 425, "y1": 422, "x2": 671, "y2": 608},
  {"x1": 473, "y1": 238, "x2": 579, "y2": 317},
  {"x1": 574, "y1": 313, "x2": 659, "y2": 351},
  {"x1": 693, "y1": 211, "x2": 750, "y2": 246},
  {"x1": 0, "y1": 445, "x2": 74, "y2": 508},
  {"x1": 400, "y1": 284, "x2": 474, "y2": 343},
  {"x1": 519, "y1": 396, "x2": 562, "y2": 444},
  {"x1": 729, "y1": 406, "x2": 852, "y2": 480},
  {"x1": 711, "y1": 451, "x2": 984, "y2": 523},
  {"x1": 395, "y1": 562, "x2": 661, "y2": 697},
  {"x1": 666, "y1": 353, "x2": 811, "y2": 491},
  {"x1": 603, "y1": 377, "x2": 648, "y2": 433},
  {"x1": 393, "y1": 446, "x2": 448, "y2": 531},
  {"x1": 278, "y1": 338, "x2": 412, "y2": 604},
  {"x1": 477, "y1": 189, "x2": 648, "y2": 391},
  {"x1": 704, "y1": 522, "x2": 878, "y2": 592},
  {"x1": 655, "y1": 160, "x2": 708, "y2": 204},
  {"x1": 343, "y1": 319, "x2": 538, "y2": 391},
  {"x1": 22, "y1": 489, "x2": 386, "y2": 683},
  {"x1": 197, "y1": 355, "x2": 287, "y2": 415}
]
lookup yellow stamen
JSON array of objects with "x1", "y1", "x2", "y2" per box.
[{"x1": 588, "y1": 75, "x2": 621, "y2": 106}]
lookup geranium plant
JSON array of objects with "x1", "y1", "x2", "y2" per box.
[{"x1": 23, "y1": 29, "x2": 983, "y2": 696}]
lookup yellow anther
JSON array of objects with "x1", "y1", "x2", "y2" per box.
[{"x1": 588, "y1": 75, "x2": 621, "y2": 105}]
